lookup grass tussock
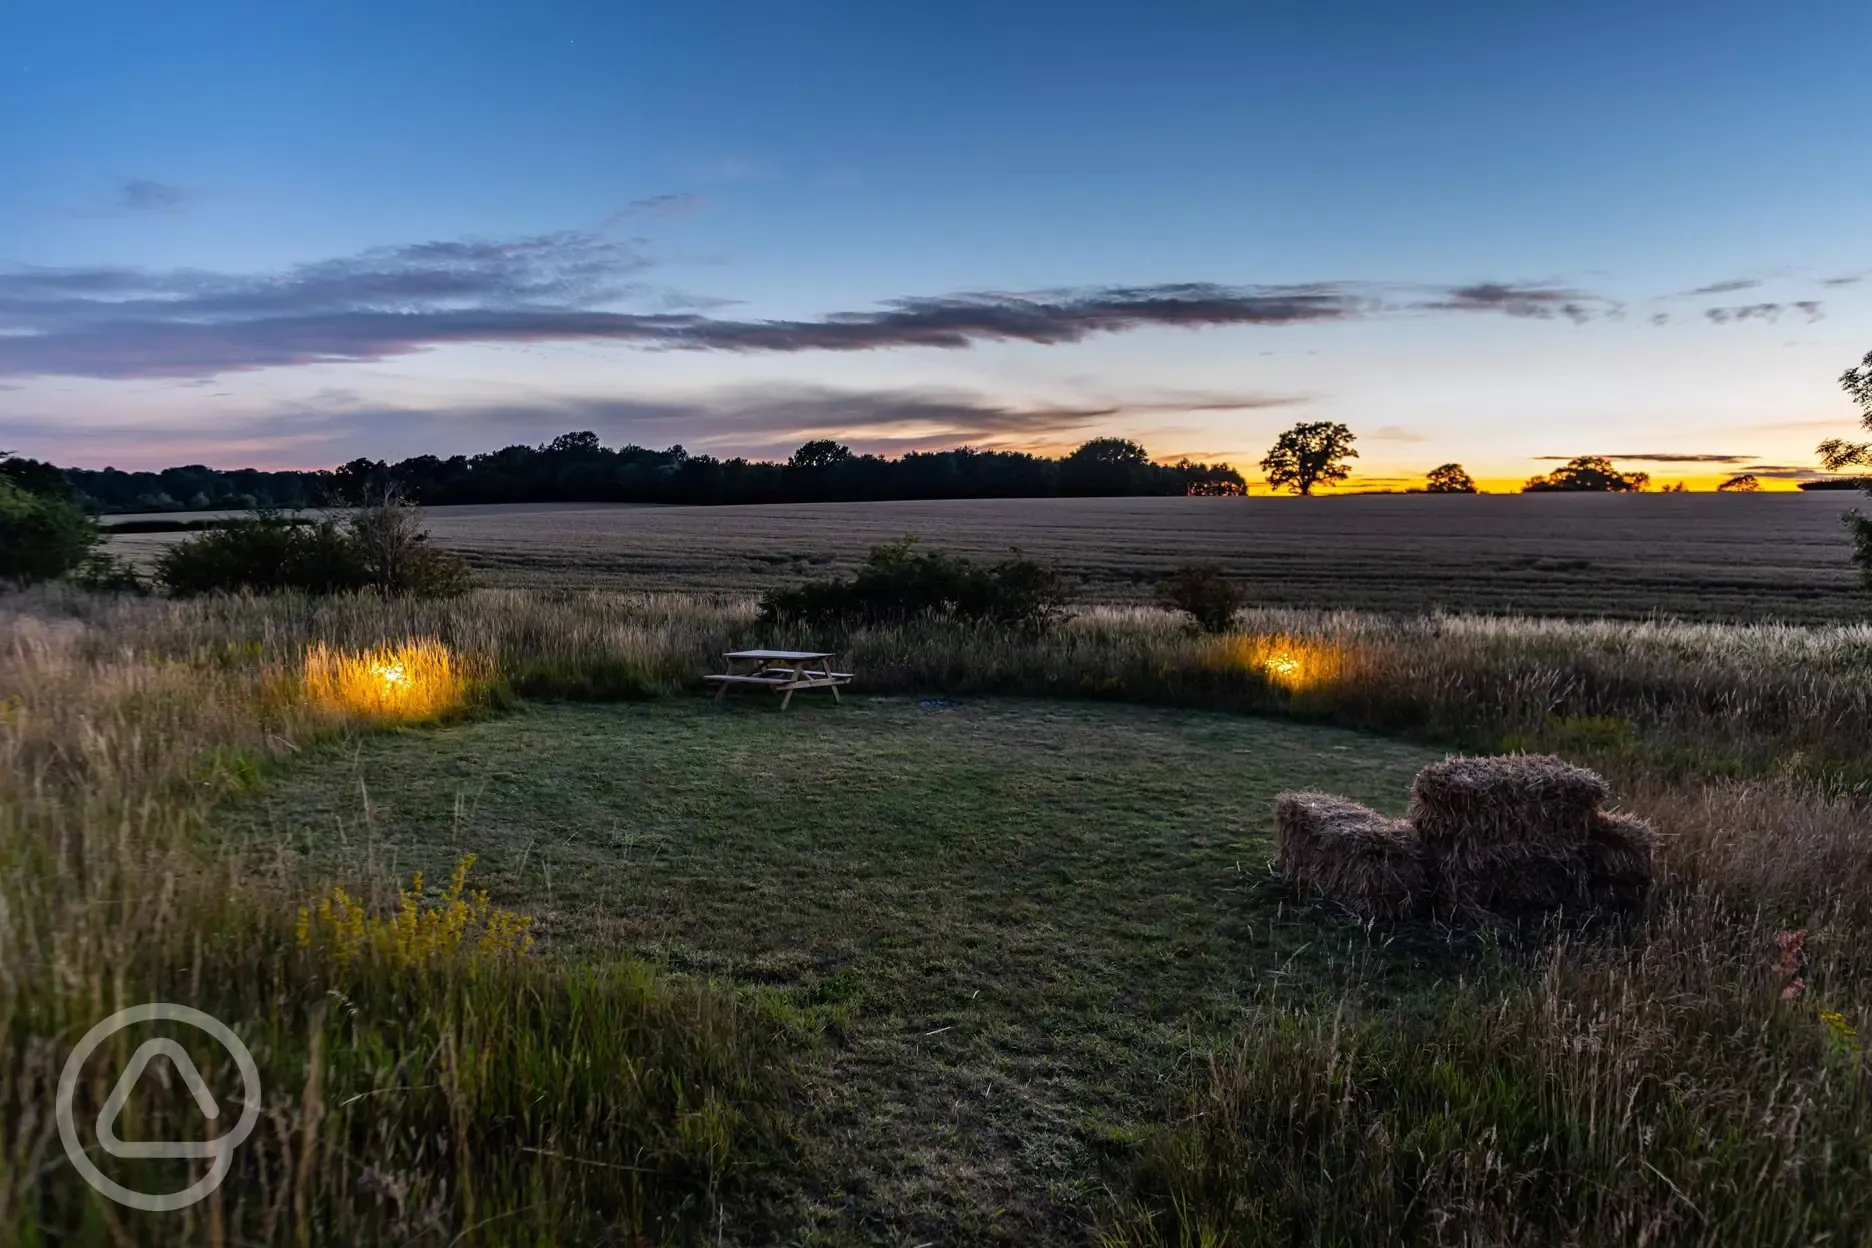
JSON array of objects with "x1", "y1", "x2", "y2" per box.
[{"x1": 4, "y1": 584, "x2": 1872, "y2": 1242}]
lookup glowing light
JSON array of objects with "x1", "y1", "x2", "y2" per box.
[
  {"x1": 1209, "y1": 635, "x2": 1342, "y2": 693},
  {"x1": 304, "y1": 639, "x2": 477, "y2": 721}
]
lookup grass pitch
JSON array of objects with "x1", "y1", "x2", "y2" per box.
[{"x1": 229, "y1": 696, "x2": 1445, "y2": 1242}]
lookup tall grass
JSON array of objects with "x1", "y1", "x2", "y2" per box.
[{"x1": 4, "y1": 585, "x2": 1870, "y2": 1242}]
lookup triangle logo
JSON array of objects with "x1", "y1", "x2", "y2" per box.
[{"x1": 96, "y1": 1039, "x2": 224, "y2": 1160}]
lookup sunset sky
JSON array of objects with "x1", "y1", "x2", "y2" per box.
[{"x1": 2, "y1": 0, "x2": 1868, "y2": 491}]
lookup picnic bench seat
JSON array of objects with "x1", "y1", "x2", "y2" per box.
[{"x1": 706, "y1": 650, "x2": 851, "y2": 709}]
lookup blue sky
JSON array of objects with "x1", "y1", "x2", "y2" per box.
[{"x1": 2, "y1": 0, "x2": 1867, "y2": 487}]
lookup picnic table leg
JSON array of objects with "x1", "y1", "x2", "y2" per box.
[{"x1": 822, "y1": 656, "x2": 842, "y2": 703}]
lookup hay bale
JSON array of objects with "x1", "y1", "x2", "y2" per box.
[
  {"x1": 1582, "y1": 811, "x2": 1656, "y2": 908},
  {"x1": 1430, "y1": 841, "x2": 1589, "y2": 918},
  {"x1": 1408, "y1": 754, "x2": 1607, "y2": 851},
  {"x1": 1274, "y1": 792, "x2": 1427, "y2": 921}
]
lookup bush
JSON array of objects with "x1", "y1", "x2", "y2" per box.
[
  {"x1": 345, "y1": 494, "x2": 475, "y2": 598},
  {"x1": 1157, "y1": 563, "x2": 1243, "y2": 633},
  {"x1": 0, "y1": 477, "x2": 101, "y2": 584},
  {"x1": 154, "y1": 496, "x2": 474, "y2": 599},
  {"x1": 155, "y1": 513, "x2": 371, "y2": 596},
  {"x1": 758, "y1": 538, "x2": 1069, "y2": 634}
]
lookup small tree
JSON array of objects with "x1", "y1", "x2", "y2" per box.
[
  {"x1": 1820, "y1": 348, "x2": 1872, "y2": 588},
  {"x1": 1424, "y1": 463, "x2": 1478, "y2": 494},
  {"x1": 1717, "y1": 474, "x2": 1761, "y2": 493},
  {"x1": 1157, "y1": 564, "x2": 1243, "y2": 633},
  {"x1": 346, "y1": 485, "x2": 475, "y2": 598},
  {"x1": 1260, "y1": 422, "x2": 1357, "y2": 496}
]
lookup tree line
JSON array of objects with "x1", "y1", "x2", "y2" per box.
[{"x1": 39, "y1": 435, "x2": 1246, "y2": 513}]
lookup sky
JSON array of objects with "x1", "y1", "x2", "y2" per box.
[{"x1": 2, "y1": 0, "x2": 1868, "y2": 491}]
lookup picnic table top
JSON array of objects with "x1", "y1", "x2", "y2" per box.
[{"x1": 722, "y1": 649, "x2": 839, "y2": 661}]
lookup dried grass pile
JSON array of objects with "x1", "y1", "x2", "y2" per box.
[
  {"x1": 1274, "y1": 792, "x2": 1426, "y2": 921},
  {"x1": 1272, "y1": 754, "x2": 1656, "y2": 923}
]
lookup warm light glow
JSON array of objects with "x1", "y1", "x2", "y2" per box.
[
  {"x1": 303, "y1": 639, "x2": 476, "y2": 721},
  {"x1": 1263, "y1": 652, "x2": 1302, "y2": 681},
  {"x1": 1211, "y1": 635, "x2": 1344, "y2": 693}
]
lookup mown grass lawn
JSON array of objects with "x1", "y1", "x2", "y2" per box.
[{"x1": 229, "y1": 696, "x2": 1450, "y2": 1243}]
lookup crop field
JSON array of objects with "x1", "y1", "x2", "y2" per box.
[{"x1": 107, "y1": 492, "x2": 1868, "y2": 619}]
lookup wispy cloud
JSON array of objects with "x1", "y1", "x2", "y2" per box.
[
  {"x1": 1, "y1": 382, "x2": 1179, "y2": 468},
  {"x1": 115, "y1": 178, "x2": 195, "y2": 213},
  {"x1": 1704, "y1": 301, "x2": 1824, "y2": 324},
  {"x1": 1533, "y1": 452, "x2": 1756, "y2": 463},
  {"x1": 1370, "y1": 425, "x2": 1430, "y2": 442},
  {"x1": 1682, "y1": 278, "x2": 1760, "y2": 297},
  {"x1": 1411, "y1": 282, "x2": 1618, "y2": 323},
  {"x1": 0, "y1": 212, "x2": 1826, "y2": 380},
  {"x1": 597, "y1": 193, "x2": 704, "y2": 230},
  {"x1": 1821, "y1": 273, "x2": 1864, "y2": 288}
]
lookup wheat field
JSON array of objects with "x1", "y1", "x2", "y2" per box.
[{"x1": 107, "y1": 491, "x2": 1869, "y2": 619}]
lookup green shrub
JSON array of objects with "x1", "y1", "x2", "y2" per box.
[
  {"x1": 154, "y1": 499, "x2": 474, "y2": 598},
  {"x1": 1157, "y1": 563, "x2": 1243, "y2": 633},
  {"x1": 0, "y1": 477, "x2": 100, "y2": 584},
  {"x1": 68, "y1": 549, "x2": 149, "y2": 594},
  {"x1": 155, "y1": 513, "x2": 373, "y2": 596},
  {"x1": 758, "y1": 538, "x2": 1069, "y2": 634}
]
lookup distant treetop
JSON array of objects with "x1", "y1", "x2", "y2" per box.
[{"x1": 1522, "y1": 456, "x2": 1650, "y2": 493}]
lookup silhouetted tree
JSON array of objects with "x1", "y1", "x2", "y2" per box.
[
  {"x1": 1522, "y1": 457, "x2": 1649, "y2": 493},
  {"x1": 1424, "y1": 463, "x2": 1478, "y2": 494},
  {"x1": 1820, "y1": 348, "x2": 1872, "y2": 589},
  {"x1": 789, "y1": 440, "x2": 855, "y2": 469},
  {"x1": 1717, "y1": 474, "x2": 1761, "y2": 493},
  {"x1": 43, "y1": 432, "x2": 1245, "y2": 513},
  {"x1": 1260, "y1": 422, "x2": 1357, "y2": 495}
]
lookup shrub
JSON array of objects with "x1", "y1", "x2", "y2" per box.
[
  {"x1": 155, "y1": 512, "x2": 372, "y2": 596},
  {"x1": 154, "y1": 498, "x2": 474, "y2": 598},
  {"x1": 0, "y1": 476, "x2": 100, "y2": 584},
  {"x1": 758, "y1": 538, "x2": 1069, "y2": 634},
  {"x1": 68, "y1": 549, "x2": 148, "y2": 594},
  {"x1": 1157, "y1": 563, "x2": 1243, "y2": 633},
  {"x1": 345, "y1": 492, "x2": 475, "y2": 598}
]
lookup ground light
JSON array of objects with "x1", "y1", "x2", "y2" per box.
[{"x1": 302, "y1": 638, "x2": 474, "y2": 721}]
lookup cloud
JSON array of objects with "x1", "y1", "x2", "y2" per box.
[
  {"x1": 1650, "y1": 312, "x2": 1670, "y2": 325},
  {"x1": 1704, "y1": 301, "x2": 1824, "y2": 324},
  {"x1": 1821, "y1": 273, "x2": 1864, "y2": 287},
  {"x1": 1370, "y1": 425, "x2": 1430, "y2": 442},
  {"x1": 3, "y1": 382, "x2": 1157, "y2": 468},
  {"x1": 597, "y1": 193, "x2": 704, "y2": 230},
  {"x1": 1683, "y1": 278, "x2": 1760, "y2": 297},
  {"x1": 1738, "y1": 464, "x2": 1840, "y2": 481},
  {"x1": 115, "y1": 178, "x2": 194, "y2": 213},
  {"x1": 0, "y1": 216, "x2": 1646, "y2": 380},
  {"x1": 1532, "y1": 452, "x2": 1755, "y2": 463},
  {"x1": 1102, "y1": 389, "x2": 1308, "y2": 415},
  {"x1": 1412, "y1": 282, "x2": 1619, "y2": 323}
]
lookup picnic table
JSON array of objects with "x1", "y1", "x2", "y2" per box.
[{"x1": 704, "y1": 650, "x2": 852, "y2": 709}]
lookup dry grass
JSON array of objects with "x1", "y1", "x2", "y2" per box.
[
  {"x1": 300, "y1": 637, "x2": 483, "y2": 721},
  {"x1": 107, "y1": 491, "x2": 1869, "y2": 620},
  {"x1": 4, "y1": 584, "x2": 1871, "y2": 1242}
]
